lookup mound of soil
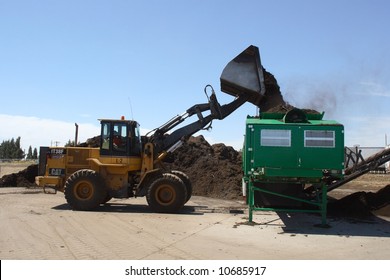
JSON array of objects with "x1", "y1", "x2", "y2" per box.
[
  {"x1": 79, "y1": 136, "x2": 100, "y2": 147},
  {"x1": 328, "y1": 185, "x2": 390, "y2": 218},
  {"x1": 0, "y1": 164, "x2": 38, "y2": 188},
  {"x1": 165, "y1": 135, "x2": 243, "y2": 199}
]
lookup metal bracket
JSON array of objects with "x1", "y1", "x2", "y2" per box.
[{"x1": 43, "y1": 185, "x2": 58, "y2": 194}]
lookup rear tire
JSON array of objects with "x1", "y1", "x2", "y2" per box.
[
  {"x1": 64, "y1": 169, "x2": 107, "y2": 211},
  {"x1": 146, "y1": 173, "x2": 187, "y2": 213},
  {"x1": 171, "y1": 170, "x2": 192, "y2": 203}
]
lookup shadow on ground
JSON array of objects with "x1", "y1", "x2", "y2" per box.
[
  {"x1": 51, "y1": 201, "x2": 234, "y2": 216},
  {"x1": 236, "y1": 211, "x2": 390, "y2": 238}
]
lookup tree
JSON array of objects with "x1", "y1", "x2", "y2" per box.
[
  {"x1": 65, "y1": 139, "x2": 80, "y2": 147},
  {"x1": 27, "y1": 146, "x2": 33, "y2": 159},
  {"x1": 33, "y1": 148, "x2": 38, "y2": 159},
  {"x1": 0, "y1": 137, "x2": 25, "y2": 160},
  {"x1": 65, "y1": 139, "x2": 74, "y2": 147},
  {"x1": 14, "y1": 137, "x2": 24, "y2": 159}
]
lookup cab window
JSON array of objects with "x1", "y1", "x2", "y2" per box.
[
  {"x1": 113, "y1": 124, "x2": 128, "y2": 152},
  {"x1": 101, "y1": 123, "x2": 111, "y2": 151}
]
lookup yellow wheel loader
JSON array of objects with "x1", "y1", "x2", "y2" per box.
[{"x1": 35, "y1": 45, "x2": 282, "y2": 212}]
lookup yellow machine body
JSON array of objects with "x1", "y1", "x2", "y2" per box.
[{"x1": 36, "y1": 146, "x2": 143, "y2": 193}]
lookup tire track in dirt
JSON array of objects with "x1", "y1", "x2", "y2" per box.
[
  {"x1": 0, "y1": 205, "x2": 67, "y2": 259},
  {"x1": 139, "y1": 214, "x2": 235, "y2": 260}
]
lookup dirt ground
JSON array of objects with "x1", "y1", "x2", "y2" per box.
[{"x1": 0, "y1": 173, "x2": 389, "y2": 260}]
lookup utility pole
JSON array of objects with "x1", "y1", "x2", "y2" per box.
[{"x1": 51, "y1": 140, "x2": 60, "y2": 147}]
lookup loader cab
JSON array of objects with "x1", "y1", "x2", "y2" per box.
[{"x1": 99, "y1": 119, "x2": 141, "y2": 157}]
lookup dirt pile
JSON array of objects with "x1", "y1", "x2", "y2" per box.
[
  {"x1": 79, "y1": 136, "x2": 100, "y2": 147},
  {"x1": 0, "y1": 164, "x2": 38, "y2": 188},
  {"x1": 165, "y1": 135, "x2": 243, "y2": 199},
  {"x1": 328, "y1": 185, "x2": 390, "y2": 218}
]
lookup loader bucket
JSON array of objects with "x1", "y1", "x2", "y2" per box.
[
  {"x1": 220, "y1": 45, "x2": 265, "y2": 107},
  {"x1": 220, "y1": 45, "x2": 286, "y2": 111}
]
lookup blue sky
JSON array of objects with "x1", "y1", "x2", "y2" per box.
[{"x1": 1, "y1": 0, "x2": 389, "y2": 151}]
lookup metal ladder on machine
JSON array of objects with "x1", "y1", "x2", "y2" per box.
[{"x1": 327, "y1": 147, "x2": 390, "y2": 192}]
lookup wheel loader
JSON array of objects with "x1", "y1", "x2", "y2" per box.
[{"x1": 36, "y1": 45, "x2": 282, "y2": 213}]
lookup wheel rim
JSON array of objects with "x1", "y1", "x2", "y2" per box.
[
  {"x1": 74, "y1": 180, "x2": 94, "y2": 200},
  {"x1": 155, "y1": 184, "x2": 176, "y2": 206}
]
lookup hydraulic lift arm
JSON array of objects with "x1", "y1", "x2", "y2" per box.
[
  {"x1": 149, "y1": 85, "x2": 250, "y2": 155},
  {"x1": 146, "y1": 45, "x2": 284, "y2": 158}
]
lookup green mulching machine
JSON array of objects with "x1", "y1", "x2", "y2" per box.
[{"x1": 242, "y1": 109, "x2": 345, "y2": 226}]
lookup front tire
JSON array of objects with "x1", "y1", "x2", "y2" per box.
[
  {"x1": 146, "y1": 173, "x2": 187, "y2": 213},
  {"x1": 64, "y1": 169, "x2": 107, "y2": 211}
]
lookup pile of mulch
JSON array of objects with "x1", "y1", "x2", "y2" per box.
[
  {"x1": 78, "y1": 136, "x2": 100, "y2": 147},
  {"x1": 164, "y1": 135, "x2": 243, "y2": 199},
  {"x1": 0, "y1": 164, "x2": 38, "y2": 188},
  {"x1": 328, "y1": 185, "x2": 390, "y2": 218}
]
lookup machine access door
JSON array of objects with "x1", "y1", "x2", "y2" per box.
[{"x1": 100, "y1": 121, "x2": 130, "y2": 157}]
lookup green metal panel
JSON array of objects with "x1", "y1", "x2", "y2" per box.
[{"x1": 243, "y1": 116, "x2": 344, "y2": 181}]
